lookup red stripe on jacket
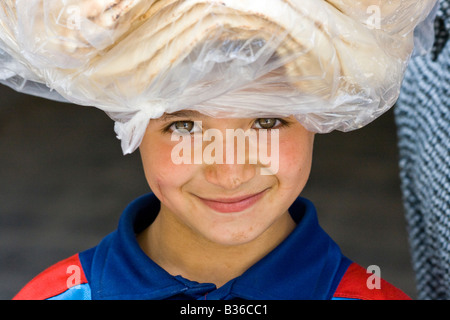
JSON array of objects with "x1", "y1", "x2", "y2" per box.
[
  {"x1": 13, "y1": 254, "x2": 88, "y2": 300},
  {"x1": 333, "y1": 263, "x2": 411, "y2": 300}
]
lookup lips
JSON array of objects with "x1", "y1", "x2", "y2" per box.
[{"x1": 197, "y1": 189, "x2": 268, "y2": 213}]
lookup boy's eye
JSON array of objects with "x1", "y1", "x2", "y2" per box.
[
  {"x1": 174, "y1": 121, "x2": 193, "y2": 132},
  {"x1": 169, "y1": 120, "x2": 201, "y2": 134},
  {"x1": 253, "y1": 118, "x2": 280, "y2": 129}
]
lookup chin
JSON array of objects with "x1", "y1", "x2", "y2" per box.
[
  {"x1": 206, "y1": 231, "x2": 260, "y2": 247},
  {"x1": 200, "y1": 218, "x2": 268, "y2": 247}
]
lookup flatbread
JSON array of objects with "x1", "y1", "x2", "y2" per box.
[
  {"x1": 0, "y1": 0, "x2": 438, "y2": 153},
  {"x1": 72, "y1": 0, "x2": 394, "y2": 101}
]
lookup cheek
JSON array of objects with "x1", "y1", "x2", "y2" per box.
[
  {"x1": 140, "y1": 140, "x2": 194, "y2": 198},
  {"x1": 277, "y1": 135, "x2": 313, "y2": 185}
]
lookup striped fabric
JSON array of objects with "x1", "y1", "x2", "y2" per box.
[{"x1": 394, "y1": 0, "x2": 450, "y2": 300}]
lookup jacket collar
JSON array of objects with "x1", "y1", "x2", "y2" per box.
[{"x1": 87, "y1": 193, "x2": 351, "y2": 300}]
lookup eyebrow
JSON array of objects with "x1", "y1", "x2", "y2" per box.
[{"x1": 157, "y1": 110, "x2": 206, "y2": 122}]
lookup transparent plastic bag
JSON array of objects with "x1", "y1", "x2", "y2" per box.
[{"x1": 0, "y1": 0, "x2": 438, "y2": 154}]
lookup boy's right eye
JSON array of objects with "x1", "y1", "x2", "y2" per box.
[{"x1": 169, "y1": 121, "x2": 201, "y2": 134}]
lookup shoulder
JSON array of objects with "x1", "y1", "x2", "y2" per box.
[
  {"x1": 13, "y1": 253, "x2": 91, "y2": 300},
  {"x1": 332, "y1": 263, "x2": 411, "y2": 300}
]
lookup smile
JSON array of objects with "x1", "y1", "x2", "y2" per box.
[{"x1": 197, "y1": 189, "x2": 269, "y2": 213}]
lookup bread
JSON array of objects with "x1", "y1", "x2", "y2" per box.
[{"x1": 0, "y1": 0, "x2": 438, "y2": 153}]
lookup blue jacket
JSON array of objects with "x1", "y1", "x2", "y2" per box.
[{"x1": 14, "y1": 193, "x2": 410, "y2": 300}]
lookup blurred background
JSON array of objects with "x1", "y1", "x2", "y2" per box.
[{"x1": 0, "y1": 84, "x2": 416, "y2": 299}]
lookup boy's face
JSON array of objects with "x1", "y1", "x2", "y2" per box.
[{"x1": 139, "y1": 111, "x2": 315, "y2": 246}]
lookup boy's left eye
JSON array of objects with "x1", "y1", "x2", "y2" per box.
[{"x1": 253, "y1": 118, "x2": 282, "y2": 129}]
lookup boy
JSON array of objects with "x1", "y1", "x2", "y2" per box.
[
  {"x1": 13, "y1": 111, "x2": 411, "y2": 300},
  {"x1": 2, "y1": 0, "x2": 436, "y2": 300}
]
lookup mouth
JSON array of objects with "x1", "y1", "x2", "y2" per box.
[{"x1": 196, "y1": 188, "x2": 269, "y2": 213}]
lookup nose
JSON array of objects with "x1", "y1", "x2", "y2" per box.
[
  {"x1": 200, "y1": 125, "x2": 259, "y2": 190},
  {"x1": 204, "y1": 162, "x2": 256, "y2": 190}
]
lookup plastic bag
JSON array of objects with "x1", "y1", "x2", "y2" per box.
[{"x1": 0, "y1": 0, "x2": 438, "y2": 154}]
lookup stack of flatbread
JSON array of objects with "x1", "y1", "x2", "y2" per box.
[{"x1": 0, "y1": 0, "x2": 437, "y2": 153}]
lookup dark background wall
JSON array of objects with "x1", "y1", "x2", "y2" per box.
[{"x1": 0, "y1": 84, "x2": 416, "y2": 299}]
